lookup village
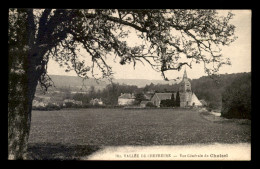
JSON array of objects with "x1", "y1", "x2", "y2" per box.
[{"x1": 32, "y1": 70, "x2": 207, "y2": 110}]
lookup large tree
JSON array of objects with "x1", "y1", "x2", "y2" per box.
[
  {"x1": 8, "y1": 9, "x2": 236, "y2": 159},
  {"x1": 221, "y1": 73, "x2": 251, "y2": 119}
]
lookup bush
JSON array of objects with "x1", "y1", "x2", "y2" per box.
[
  {"x1": 45, "y1": 103, "x2": 61, "y2": 110},
  {"x1": 32, "y1": 103, "x2": 61, "y2": 111},
  {"x1": 221, "y1": 73, "x2": 251, "y2": 119},
  {"x1": 32, "y1": 106, "x2": 45, "y2": 111},
  {"x1": 160, "y1": 100, "x2": 167, "y2": 107},
  {"x1": 81, "y1": 103, "x2": 106, "y2": 108},
  {"x1": 64, "y1": 102, "x2": 74, "y2": 108},
  {"x1": 207, "y1": 101, "x2": 222, "y2": 110},
  {"x1": 146, "y1": 102, "x2": 156, "y2": 108},
  {"x1": 160, "y1": 99, "x2": 174, "y2": 107}
]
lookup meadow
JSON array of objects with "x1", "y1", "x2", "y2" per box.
[{"x1": 27, "y1": 108, "x2": 251, "y2": 160}]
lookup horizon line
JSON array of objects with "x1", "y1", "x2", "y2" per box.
[{"x1": 48, "y1": 71, "x2": 251, "y2": 81}]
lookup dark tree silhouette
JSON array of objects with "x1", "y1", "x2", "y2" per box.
[
  {"x1": 135, "y1": 93, "x2": 146, "y2": 104},
  {"x1": 175, "y1": 91, "x2": 180, "y2": 107},
  {"x1": 8, "y1": 9, "x2": 236, "y2": 159},
  {"x1": 171, "y1": 93, "x2": 175, "y2": 107},
  {"x1": 221, "y1": 73, "x2": 251, "y2": 119}
]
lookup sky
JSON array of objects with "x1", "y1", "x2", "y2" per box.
[{"x1": 47, "y1": 10, "x2": 251, "y2": 80}]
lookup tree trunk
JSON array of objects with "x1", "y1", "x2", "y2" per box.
[
  {"x1": 8, "y1": 53, "x2": 40, "y2": 160},
  {"x1": 8, "y1": 9, "x2": 51, "y2": 160}
]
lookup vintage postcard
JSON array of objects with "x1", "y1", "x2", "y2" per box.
[{"x1": 8, "y1": 9, "x2": 251, "y2": 161}]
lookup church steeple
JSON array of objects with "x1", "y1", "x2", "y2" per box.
[
  {"x1": 183, "y1": 68, "x2": 188, "y2": 80},
  {"x1": 179, "y1": 68, "x2": 191, "y2": 92}
]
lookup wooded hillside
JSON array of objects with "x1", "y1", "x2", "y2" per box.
[
  {"x1": 37, "y1": 72, "x2": 251, "y2": 109},
  {"x1": 142, "y1": 72, "x2": 251, "y2": 109}
]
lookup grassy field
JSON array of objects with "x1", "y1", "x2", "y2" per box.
[{"x1": 28, "y1": 108, "x2": 251, "y2": 160}]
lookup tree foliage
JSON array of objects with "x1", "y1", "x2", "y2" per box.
[
  {"x1": 146, "y1": 102, "x2": 157, "y2": 108},
  {"x1": 135, "y1": 92, "x2": 146, "y2": 104},
  {"x1": 175, "y1": 91, "x2": 180, "y2": 107},
  {"x1": 171, "y1": 92, "x2": 176, "y2": 107},
  {"x1": 11, "y1": 9, "x2": 236, "y2": 85},
  {"x1": 160, "y1": 93, "x2": 176, "y2": 107},
  {"x1": 221, "y1": 73, "x2": 251, "y2": 119},
  {"x1": 160, "y1": 99, "x2": 173, "y2": 107},
  {"x1": 141, "y1": 72, "x2": 250, "y2": 109},
  {"x1": 191, "y1": 72, "x2": 250, "y2": 109},
  {"x1": 71, "y1": 83, "x2": 141, "y2": 106},
  {"x1": 73, "y1": 93, "x2": 90, "y2": 104}
]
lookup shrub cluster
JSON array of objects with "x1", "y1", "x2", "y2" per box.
[
  {"x1": 160, "y1": 100, "x2": 174, "y2": 107},
  {"x1": 221, "y1": 73, "x2": 251, "y2": 119},
  {"x1": 32, "y1": 103, "x2": 62, "y2": 111},
  {"x1": 81, "y1": 104, "x2": 107, "y2": 108},
  {"x1": 146, "y1": 102, "x2": 157, "y2": 108}
]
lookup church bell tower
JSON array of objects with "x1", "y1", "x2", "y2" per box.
[
  {"x1": 179, "y1": 69, "x2": 191, "y2": 92},
  {"x1": 179, "y1": 68, "x2": 192, "y2": 107}
]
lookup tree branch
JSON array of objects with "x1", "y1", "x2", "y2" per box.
[
  {"x1": 26, "y1": 9, "x2": 36, "y2": 48},
  {"x1": 36, "y1": 9, "x2": 52, "y2": 45},
  {"x1": 83, "y1": 12, "x2": 148, "y2": 33}
]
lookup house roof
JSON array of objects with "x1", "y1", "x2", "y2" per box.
[
  {"x1": 144, "y1": 93, "x2": 153, "y2": 100},
  {"x1": 154, "y1": 93, "x2": 174, "y2": 100},
  {"x1": 118, "y1": 93, "x2": 135, "y2": 99}
]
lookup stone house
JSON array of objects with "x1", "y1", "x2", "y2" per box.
[
  {"x1": 32, "y1": 100, "x2": 46, "y2": 107},
  {"x1": 118, "y1": 93, "x2": 135, "y2": 106},
  {"x1": 63, "y1": 99, "x2": 82, "y2": 106},
  {"x1": 90, "y1": 98, "x2": 103, "y2": 105}
]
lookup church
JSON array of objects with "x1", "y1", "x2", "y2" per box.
[
  {"x1": 150, "y1": 69, "x2": 202, "y2": 107},
  {"x1": 178, "y1": 69, "x2": 202, "y2": 107}
]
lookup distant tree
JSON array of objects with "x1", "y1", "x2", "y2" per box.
[
  {"x1": 221, "y1": 73, "x2": 251, "y2": 119},
  {"x1": 96, "y1": 89, "x2": 102, "y2": 98},
  {"x1": 135, "y1": 93, "x2": 145, "y2": 104},
  {"x1": 160, "y1": 100, "x2": 168, "y2": 107},
  {"x1": 143, "y1": 85, "x2": 149, "y2": 92},
  {"x1": 160, "y1": 99, "x2": 173, "y2": 107},
  {"x1": 73, "y1": 93, "x2": 89, "y2": 104},
  {"x1": 175, "y1": 91, "x2": 180, "y2": 107},
  {"x1": 191, "y1": 72, "x2": 249, "y2": 110},
  {"x1": 102, "y1": 83, "x2": 120, "y2": 105},
  {"x1": 89, "y1": 86, "x2": 95, "y2": 97},
  {"x1": 171, "y1": 93, "x2": 175, "y2": 107},
  {"x1": 64, "y1": 90, "x2": 72, "y2": 99},
  {"x1": 64, "y1": 102, "x2": 74, "y2": 108},
  {"x1": 146, "y1": 102, "x2": 156, "y2": 108},
  {"x1": 9, "y1": 9, "x2": 236, "y2": 159}
]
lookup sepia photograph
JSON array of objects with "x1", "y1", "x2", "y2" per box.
[{"x1": 8, "y1": 9, "x2": 251, "y2": 161}]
